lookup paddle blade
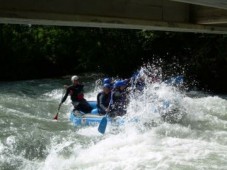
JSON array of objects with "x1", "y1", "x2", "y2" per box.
[
  {"x1": 98, "y1": 117, "x2": 107, "y2": 134},
  {"x1": 53, "y1": 113, "x2": 58, "y2": 120}
]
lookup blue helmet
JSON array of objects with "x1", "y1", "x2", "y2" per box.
[
  {"x1": 123, "y1": 79, "x2": 129, "y2": 85},
  {"x1": 103, "y1": 83, "x2": 111, "y2": 89},
  {"x1": 103, "y1": 78, "x2": 111, "y2": 84},
  {"x1": 114, "y1": 80, "x2": 126, "y2": 88}
]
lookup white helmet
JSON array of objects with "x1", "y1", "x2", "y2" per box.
[{"x1": 71, "y1": 75, "x2": 79, "y2": 82}]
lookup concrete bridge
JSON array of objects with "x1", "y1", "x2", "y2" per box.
[{"x1": 1, "y1": 0, "x2": 227, "y2": 34}]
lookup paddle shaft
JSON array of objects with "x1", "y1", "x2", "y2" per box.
[
  {"x1": 98, "y1": 92, "x2": 113, "y2": 134},
  {"x1": 53, "y1": 89, "x2": 65, "y2": 120}
]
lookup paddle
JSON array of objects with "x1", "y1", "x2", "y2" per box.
[
  {"x1": 53, "y1": 104, "x2": 61, "y2": 120},
  {"x1": 98, "y1": 91, "x2": 113, "y2": 134},
  {"x1": 53, "y1": 89, "x2": 65, "y2": 120},
  {"x1": 98, "y1": 114, "x2": 108, "y2": 134}
]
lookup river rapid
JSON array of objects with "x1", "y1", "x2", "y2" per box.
[{"x1": 0, "y1": 75, "x2": 227, "y2": 170}]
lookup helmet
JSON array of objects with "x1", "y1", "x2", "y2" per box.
[
  {"x1": 123, "y1": 79, "x2": 129, "y2": 85},
  {"x1": 103, "y1": 78, "x2": 111, "y2": 84},
  {"x1": 103, "y1": 83, "x2": 111, "y2": 89},
  {"x1": 114, "y1": 80, "x2": 126, "y2": 88},
  {"x1": 71, "y1": 75, "x2": 79, "y2": 82}
]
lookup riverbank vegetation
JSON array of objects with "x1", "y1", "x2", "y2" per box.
[{"x1": 0, "y1": 24, "x2": 226, "y2": 93}]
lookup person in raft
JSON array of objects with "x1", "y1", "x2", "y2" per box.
[
  {"x1": 59, "y1": 75, "x2": 92, "y2": 113},
  {"x1": 97, "y1": 83, "x2": 111, "y2": 115},
  {"x1": 109, "y1": 80, "x2": 128, "y2": 117}
]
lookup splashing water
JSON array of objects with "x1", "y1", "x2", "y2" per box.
[
  {"x1": 126, "y1": 65, "x2": 185, "y2": 125},
  {"x1": 0, "y1": 73, "x2": 227, "y2": 170}
]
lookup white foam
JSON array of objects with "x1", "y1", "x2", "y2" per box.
[
  {"x1": 19, "y1": 69, "x2": 227, "y2": 170},
  {"x1": 39, "y1": 121, "x2": 227, "y2": 170},
  {"x1": 77, "y1": 126, "x2": 103, "y2": 137}
]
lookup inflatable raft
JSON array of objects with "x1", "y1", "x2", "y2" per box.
[
  {"x1": 69, "y1": 99, "x2": 173, "y2": 127},
  {"x1": 69, "y1": 101, "x2": 124, "y2": 127},
  {"x1": 70, "y1": 112, "x2": 105, "y2": 126}
]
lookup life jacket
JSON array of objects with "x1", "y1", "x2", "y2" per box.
[
  {"x1": 97, "y1": 92, "x2": 111, "y2": 114},
  {"x1": 97, "y1": 92, "x2": 111, "y2": 107},
  {"x1": 97, "y1": 92, "x2": 102, "y2": 109},
  {"x1": 111, "y1": 89, "x2": 127, "y2": 110},
  {"x1": 68, "y1": 84, "x2": 84, "y2": 101}
]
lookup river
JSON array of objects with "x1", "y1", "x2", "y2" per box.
[{"x1": 0, "y1": 75, "x2": 227, "y2": 170}]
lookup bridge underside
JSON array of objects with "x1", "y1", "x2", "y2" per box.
[{"x1": 1, "y1": 0, "x2": 227, "y2": 34}]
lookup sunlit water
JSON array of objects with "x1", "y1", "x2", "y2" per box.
[{"x1": 0, "y1": 76, "x2": 227, "y2": 170}]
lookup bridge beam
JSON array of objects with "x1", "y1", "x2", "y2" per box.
[
  {"x1": 192, "y1": 6, "x2": 227, "y2": 24},
  {"x1": 0, "y1": 0, "x2": 227, "y2": 34},
  {"x1": 171, "y1": 0, "x2": 227, "y2": 10}
]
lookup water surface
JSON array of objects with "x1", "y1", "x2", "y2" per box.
[{"x1": 0, "y1": 78, "x2": 227, "y2": 170}]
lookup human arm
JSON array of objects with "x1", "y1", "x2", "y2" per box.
[
  {"x1": 60, "y1": 88, "x2": 70, "y2": 104},
  {"x1": 108, "y1": 91, "x2": 115, "y2": 111}
]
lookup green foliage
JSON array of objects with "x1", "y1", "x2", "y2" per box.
[{"x1": 0, "y1": 24, "x2": 226, "y2": 93}]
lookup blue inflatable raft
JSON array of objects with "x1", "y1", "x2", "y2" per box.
[
  {"x1": 69, "y1": 99, "x2": 174, "y2": 127},
  {"x1": 70, "y1": 112, "x2": 105, "y2": 126},
  {"x1": 69, "y1": 101, "x2": 128, "y2": 127}
]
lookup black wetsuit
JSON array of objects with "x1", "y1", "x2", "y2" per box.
[
  {"x1": 109, "y1": 89, "x2": 127, "y2": 117},
  {"x1": 61, "y1": 84, "x2": 92, "y2": 113},
  {"x1": 97, "y1": 92, "x2": 111, "y2": 115}
]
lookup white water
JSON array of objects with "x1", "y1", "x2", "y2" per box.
[{"x1": 0, "y1": 78, "x2": 227, "y2": 170}]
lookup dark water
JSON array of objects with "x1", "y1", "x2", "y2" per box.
[{"x1": 0, "y1": 78, "x2": 227, "y2": 170}]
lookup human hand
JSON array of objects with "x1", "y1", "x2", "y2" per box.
[{"x1": 63, "y1": 85, "x2": 69, "y2": 89}]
